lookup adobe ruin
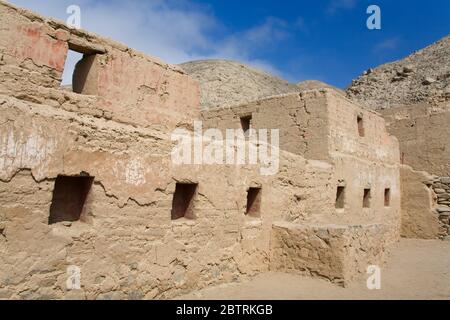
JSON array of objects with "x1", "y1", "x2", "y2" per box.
[
  {"x1": 347, "y1": 35, "x2": 450, "y2": 240},
  {"x1": 0, "y1": 1, "x2": 443, "y2": 300}
]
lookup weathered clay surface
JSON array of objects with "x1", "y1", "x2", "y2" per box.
[
  {"x1": 270, "y1": 222, "x2": 392, "y2": 285},
  {"x1": 0, "y1": 1, "x2": 199, "y2": 132},
  {"x1": 202, "y1": 90, "x2": 401, "y2": 227},
  {"x1": 200, "y1": 89, "x2": 402, "y2": 282},
  {"x1": 0, "y1": 93, "x2": 339, "y2": 299},
  {"x1": 399, "y1": 166, "x2": 442, "y2": 239},
  {"x1": 380, "y1": 104, "x2": 450, "y2": 176}
]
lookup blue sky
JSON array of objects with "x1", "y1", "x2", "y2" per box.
[{"x1": 8, "y1": 0, "x2": 450, "y2": 88}]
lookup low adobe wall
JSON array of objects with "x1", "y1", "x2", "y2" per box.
[{"x1": 270, "y1": 222, "x2": 394, "y2": 286}]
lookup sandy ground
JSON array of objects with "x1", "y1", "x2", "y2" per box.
[{"x1": 179, "y1": 239, "x2": 450, "y2": 300}]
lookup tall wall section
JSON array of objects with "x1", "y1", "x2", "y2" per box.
[
  {"x1": 202, "y1": 90, "x2": 401, "y2": 233},
  {"x1": 325, "y1": 91, "x2": 401, "y2": 238},
  {"x1": 379, "y1": 103, "x2": 450, "y2": 239},
  {"x1": 201, "y1": 90, "x2": 403, "y2": 284}
]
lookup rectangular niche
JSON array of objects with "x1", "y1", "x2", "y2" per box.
[
  {"x1": 246, "y1": 187, "x2": 262, "y2": 217},
  {"x1": 363, "y1": 188, "x2": 371, "y2": 208},
  {"x1": 171, "y1": 183, "x2": 198, "y2": 220},
  {"x1": 240, "y1": 115, "x2": 252, "y2": 136},
  {"x1": 357, "y1": 115, "x2": 365, "y2": 137},
  {"x1": 335, "y1": 186, "x2": 345, "y2": 209},
  {"x1": 49, "y1": 175, "x2": 94, "y2": 224},
  {"x1": 384, "y1": 188, "x2": 391, "y2": 207}
]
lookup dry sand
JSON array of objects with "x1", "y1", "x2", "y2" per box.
[{"x1": 179, "y1": 239, "x2": 450, "y2": 300}]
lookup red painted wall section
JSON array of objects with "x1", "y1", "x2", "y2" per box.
[
  {"x1": 0, "y1": 1, "x2": 200, "y2": 130},
  {"x1": 9, "y1": 24, "x2": 68, "y2": 72}
]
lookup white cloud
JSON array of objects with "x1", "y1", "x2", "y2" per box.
[
  {"x1": 8, "y1": 0, "x2": 294, "y2": 82},
  {"x1": 374, "y1": 37, "x2": 401, "y2": 53},
  {"x1": 327, "y1": 0, "x2": 358, "y2": 14}
]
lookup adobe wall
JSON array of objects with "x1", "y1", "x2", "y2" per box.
[
  {"x1": 201, "y1": 91, "x2": 330, "y2": 160},
  {"x1": 202, "y1": 90, "x2": 402, "y2": 233},
  {"x1": 399, "y1": 166, "x2": 444, "y2": 239},
  {"x1": 326, "y1": 91, "x2": 401, "y2": 239},
  {"x1": 270, "y1": 222, "x2": 391, "y2": 285},
  {"x1": 0, "y1": 95, "x2": 335, "y2": 299},
  {"x1": 200, "y1": 90, "x2": 402, "y2": 281},
  {"x1": 0, "y1": 0, "x2": 199, "y2": 132},
  {"x1": 380, "y1": 104, "x2": 450, "y2": 176}
]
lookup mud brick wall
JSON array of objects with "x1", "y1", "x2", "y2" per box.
[
  {"x1": 0, "y1": 95, "x2": 337, "y2": 299},
  {"x1": 201, "y1": 90, "x2": 402, "y2": 231},
  {"x1": 0, "y1": 1, "x2": 199, "y2": 132},
  {"x1": 270, "y1": 222, "x2": 393, "y2": 285},
  {"x1": 380, "y1": 104, "x2": 450, "y2": 177}
]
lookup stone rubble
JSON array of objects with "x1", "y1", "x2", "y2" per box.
[
  {"x1": 432, "y1": 176, "x2": 450, "y2": 238},
  {"x1": 347, "y1": 34, "x2": 450, "y2": 110}
]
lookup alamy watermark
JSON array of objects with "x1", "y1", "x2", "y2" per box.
[
  {"x1": 367, "y1": 5, "x2": 381, "y2": 30},
  {"x1": 171, "y1": 122, "x2": 280, "y2": 176},
  {"x1": 66, "y1": 5, "x2": 81, "y2": 29},
  {"x1": 66, "y1": 265, "x2": 81, "y2": 290},
  {"x1": 366, "y1": 265, "x2": 381, "y2": 290}
]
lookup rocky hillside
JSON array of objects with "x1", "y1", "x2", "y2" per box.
[
  {"x1": 346, "y1": 35, "x2": 450, "y2": 110},
  {"x1": 179, "y1": 60, "x2": 299, "y2": 109}
]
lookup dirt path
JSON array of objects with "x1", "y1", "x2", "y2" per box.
[{"x1": 179, "y1": 239, "x2": 450, "y2": 300}]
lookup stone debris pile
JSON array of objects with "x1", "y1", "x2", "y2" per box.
[{"x1": 431, "y1": 176, "x2": 450, "y2": 238}]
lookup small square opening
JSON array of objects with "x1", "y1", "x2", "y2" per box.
[
  {"x1": 357, "y1": 115, "x2": 365, "y2": 137},
  {"x1": 49, "y1": 175, "x2": 94, "y2": 224},
  {"x1": 246, "y1": 187, "x2": 262, "y2": 217},
  {"x1": 171, "y1": 183, "x2": 198, "y2": 220},
  {"x1": 384, "y1": 188, "x2": 391, "y2": 207},
  {"x1": 61, "y1": 45, "x2": 98, "y2": 94},
  {"x1": 240, "y1": 115, "x2": 252, "y2": 136},
  {"x1": 363, "y1": 188, "x2": 371, "y2": 208},
  {"x1": 335, "y1": 186, "x2": 345, "y2": 209}
]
